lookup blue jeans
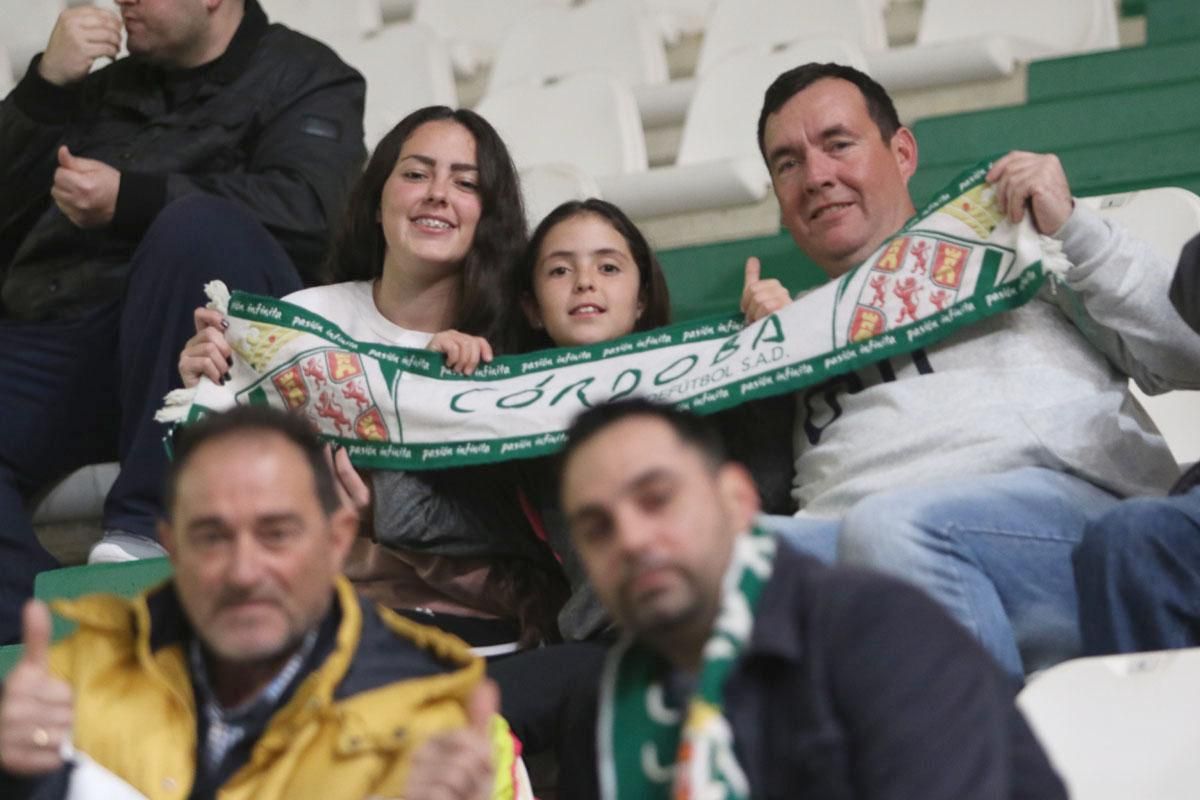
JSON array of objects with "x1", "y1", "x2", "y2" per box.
[
  {"x1": 768, "y1": 468, "x2": 1121, "y2": 681},
  {"x1": 758, "y1": 513, "x2": 839, "y2": 563},
  {"x1": 0, "y1": 195, "x2": 301, "y2": 643},
  {"x1": 1073, "y1": 488, "x2": 1200, "y2": 655}
]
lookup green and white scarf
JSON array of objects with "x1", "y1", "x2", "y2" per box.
[
  {"x1": 158, "y1": 161, "x2": 1067, "y2": 469},
  {"x1": 597, "y1": 526, "x2": 778, "y2": 800}
]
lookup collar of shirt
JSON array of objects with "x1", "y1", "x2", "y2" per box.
[{"x1": 189, "y1": 629, "x2": 319, "y2": 771}]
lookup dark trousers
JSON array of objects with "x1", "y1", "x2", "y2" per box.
[
  {"x1": 0, "y1": 195, "x2": 301, "y2": 643},
  {"x1": 489, "y1": 638, "x2": 608, "y2": 797},
  {"x1": 1074, "y1": 486, "x2": 1200, "y2": 654}
]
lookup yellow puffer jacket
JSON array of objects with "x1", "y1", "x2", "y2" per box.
[{"x1": 47, "y1": 576, "x2": 529, "y2": 800}]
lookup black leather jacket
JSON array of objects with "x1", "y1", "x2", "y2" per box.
[{"x1": 0, "y1": 0, "x2": 365, "y2": 320}]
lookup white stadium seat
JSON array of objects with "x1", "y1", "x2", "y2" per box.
[
  {"x1": 1, "y1": 0, "x2": 64, "y2": 79},
  {"x1": 1018, "y1": 648, "x2": 1200, "y2": 800},
  {"x1": 694, "y1": 0, "x2": 886, "y2": 77},
  {"x1": 329, "y1": 23, "x2": 457, "y2": 151},
  {"x1": 634, "y1": 0, "x2": 718, "y2": 44},
  {"x1": 602, "y1": 40, "x2": 869, "y2": 220},
  {"x1": 32, "y1": 463, "x2": 121, "y2": 527},
  {"x1": 917, "y1": 0, "x2": 1119, "y2": 57},
  {"x1": 677, "y1": 39, "x2": 868, "y2": 167},
  {"x1": 414, "y1": 0, "x2": 571, "y2": 78},
  {"x1": 868, "y1": 0, "x2": 1118, "y2": 94},
  {"x1": 519, "y1": 163, "x2": 604, "y2": 231},
  {"x1": 260, "y1": 0, "x2": 383, "y2": 43},
  {"x1": 487, "y1": 0, "x2": 668, "y2": 95},
  {"x1": 631, "y1": 0, "x2": 882, "y2": 128},
  {"x1": 1084, "y1": 187, "x2": 1200, "y2": 466},
  {"x1": 0, "y1": 43, "x2": 13, "y2": 97},
  {"x1": 476, "y1": 72, "x2": 648, "y2": 180}
]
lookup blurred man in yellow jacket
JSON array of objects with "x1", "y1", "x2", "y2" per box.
[{"x1": 0, "y1": 406, "x2": 528, "y2": 800}]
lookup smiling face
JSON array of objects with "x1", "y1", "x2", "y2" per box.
[
  {"x1": 524, "y1": 213, "x2": 645, "y2": 347},
  {"x1": 562, "y1": 415, "x2": 757, "y2": 659},
  {"x1": 161, "y1": 431, "x2": 354, "y2": 667},
  {"x1": 379, "y1": 119, "x2": 483, "y2": 281},
  {"x1": 763, "y1": 77, "x2": 918, "y2": 278}
]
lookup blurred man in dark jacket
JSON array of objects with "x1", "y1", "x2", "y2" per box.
[{"x1": 555, "y1": 399, "x2": 1066, "y2": 800}]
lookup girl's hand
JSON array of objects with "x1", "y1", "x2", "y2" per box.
[
  {"x1": 428, "y1": 330, "x2": 494, "y2": 375},
  {"x1": 178, "y1": 307, "x2": 232, "y2": 388},
  {"x1": 324, "y1": 443, "x2": 371, "y2": 517}
]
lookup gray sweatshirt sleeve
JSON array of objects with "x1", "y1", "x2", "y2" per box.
[{"x1": 1052, "y1": 202, "x2": 1200, "y2": 393}]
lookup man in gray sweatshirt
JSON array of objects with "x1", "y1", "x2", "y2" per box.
[{"x1": 741, "y1": 62, "x2": 1200, "y2": 681}]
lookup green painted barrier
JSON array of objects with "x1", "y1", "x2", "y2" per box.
[
  {"x1": 1146, "y1": 0, "x2": 1200, "y2": 43},
  {"x1": 34, "y1": 558, "x2": 174, "y2": 641},
  {"x1": 0, "y1": 644, "x2": 21, "y2": 680},
  {"x1": 1, "y1": 560, "x2": 173, "y2": 679},
  {"x1": 1027, "y1": 40, "x2": 1200, "y2": 102},
  {"x1": 659, "y1": 229, "x2": 829, "y2": 322},
  {"x1": 912, "y1": 79, "x2": 1200, "y2": 169},
  {"x1": 909, "y1": 128, "x2": 1200, "y2": 209}
]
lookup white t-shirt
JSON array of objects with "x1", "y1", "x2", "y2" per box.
[{"x1": 284, "y1": 281, "x2": 434, "y2": 349}]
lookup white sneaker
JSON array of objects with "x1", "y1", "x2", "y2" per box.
[{"x1": 87, "y1": 531, "x2": 168, "y2": 564}]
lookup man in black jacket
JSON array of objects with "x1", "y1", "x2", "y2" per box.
[
  {"x1": 0, "y1": 0, "x2": 365, "y2": 643},
  {"x1": 554, "y1": 399, "x2": 1065, "y2": 800}
]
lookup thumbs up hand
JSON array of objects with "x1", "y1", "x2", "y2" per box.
[
  {"x1": 0, "y1": 601, "x2": 74, "y2": 776},
  {"x1": 51, "y1": 145, "x2": 121, "y2": 229},
  {"x1": 740, "y1": 256, "x2": 793, "y2": 323},
  {"x1": 465, "y1": 678, "x2": 499, "y2": 737},
  {"x1": 402, "y1": 679, "x2": 499, "y2": 800}
]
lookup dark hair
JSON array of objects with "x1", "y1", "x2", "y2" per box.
[
  {"x1": 325, "y1": 106, "x2": 527, "y2": 343},
  {"x1": 165, "y1": 406, "x2": 341, "y2": 517},
  {"x1": 511, "y1": 198, "x2": 671, "y2": 352},
  {"x1": 561, "y1": 399, "x2": 726, "y2": 474},
  {"x1": 756, "y1": 62, "x2": 902, "y2": 159}
]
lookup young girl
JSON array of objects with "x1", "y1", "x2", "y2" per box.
[
  {"x1": 483, "y1": 199, "x2": 673, "y2": 764},
  {"x1": 494, "y1": 198, "x2": 788, "y2": 641},
  {"x1": 512, "y1": 198, "x2": 671, "y2": 353},
  {"x1": 179, "y1": 106, "x2": 566, "y2": 652},
  {"x1": 507, "y1": 198, "x2": 673, "y2": 639}
]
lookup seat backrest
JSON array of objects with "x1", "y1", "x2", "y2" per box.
[
  {"x1": 1083, "y1": 186, "x2": 1200, "y2": 265},
  {"x1": 329, "y1": 23, "x2": 457, "y2": 150},
  {"x1": 0, "y1": 43, "x2": 13, "y2": 97},
  {"x1": 1084, "y1": 187, "x2": 1200, "y2": 465},
  {"x1": 475, "y1": 72, "x2": 648, "y2": 178},
  {"x1": 635, "y1": 0, "x2": 718, "y2": 42},
  {"x1": 35, "y1": 559, "x2": 175, "y2": 640},
  {"x1": 677, "y1": 38, "x2": 870, "y2": 165},
  {"x1": 261, "y1": 0, "x2": 383, "y2": 41},
  {"x1": 487, "y1": 0, "x2": 668, "y2": 94},
  {"x1": 1017, "y1": 648, "x2": 1200, "y2": 799},
  {"x1": 413, "y1": 0, "x2": 568, "y2": 77},
  {"x1": 917, "y1": 0, "x2": 1117, "y2": 56},
  {"x1": 519, "y1": 163, "x2": 603, "y2": 230},
  {"x1": 0, "y1": 0, "x2": 64, "y2": 77},
  {"x1": 694, "y1": 0, "x2": 886, "y2": 77}
]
